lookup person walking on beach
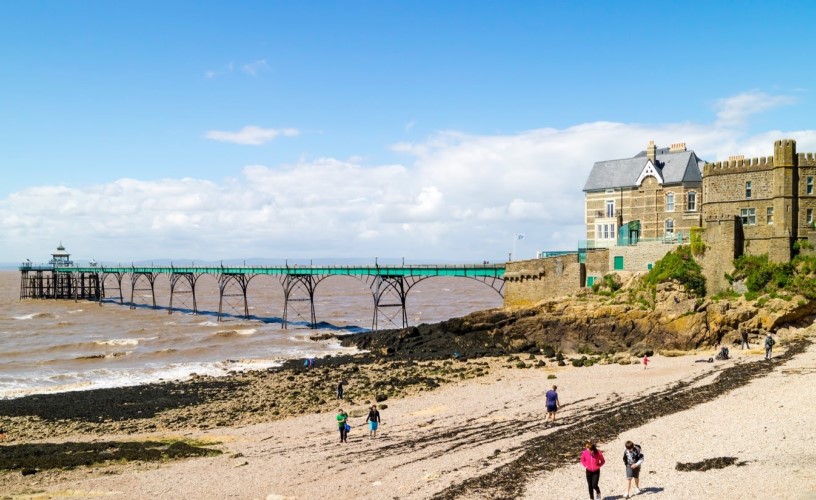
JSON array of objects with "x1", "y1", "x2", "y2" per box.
[
  {"x1": 337, "y1": 380, "x2": 344, "y2": 400},
  {"x1": 336, "y1": 409, "x2": 349, "y2": 443},
  {"x1": 365, "y1": 404, "x2": 381, "y2": 438},
  {"x1": 545, "y1": 385, "x2": 560, "y2": 423},
  {"x1": 642, "y1": 355, "x2": 649, "y2": 369},
  {"x1": 622, "y1": 440, "x2": 644, "y2": 498},
  {"x1": 764, "y1": 333, "x2": 775, "y2": 360},
  {"x1": 580, "y1": 441, "x2": 606, "y2": 500},
  {"x1": 741, "y1": 328, "x2": 750, "y2": 350}
]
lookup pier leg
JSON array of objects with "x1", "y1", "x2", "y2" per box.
[
  {"x1": 101, "y1": 272, "x2": 125, "y2": 305},
  {"x1": 368, "y1": 276, "x2": 413, "y2": 331},
  {"x1": 169, "y1": 272, "x2": 200, "y2": 315},
  {"x1": 130, "y1": 272, "x2": 158, "y2": 309},
  {"x1": 217, "y1": 273, "x2": 253, "y2": 321},
  {"x1": 280, "y1": 274, "x2": 321, "y2": 329}
]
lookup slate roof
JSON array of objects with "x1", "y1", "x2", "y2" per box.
[{"x1": 583, "y1": 147, "x2": 705, "y2": 192}]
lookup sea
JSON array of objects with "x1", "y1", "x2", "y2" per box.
[{"x1": 0, "y1": 269, "x2": 502, "y2": 399}]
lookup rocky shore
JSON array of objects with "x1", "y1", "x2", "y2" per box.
[
  {"x1": 346, "y1": 282, "x2": 816, "y2": 360},
  {"x1": 2, "y1": 288, "x2": 815, "y2": 498}
]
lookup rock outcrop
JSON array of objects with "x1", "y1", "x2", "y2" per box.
[{"x1": 347, "y1": 282, "x2": 816, "y2": 358}]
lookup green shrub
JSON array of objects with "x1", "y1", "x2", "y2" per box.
[
  {"x1": 603, "y1": 274, "x2": 621, "y2": 292},
  {"x1": 690, "y1": 226, "x2": 706, "y2": 256},
  {"x1": 732, "y1": 254, "x2": 795, "y2": 295},
  {"x1": 643, "y1": 246, "x2": 706, "y2": 297}
]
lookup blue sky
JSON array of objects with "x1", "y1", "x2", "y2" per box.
[{"x1": 2, "y1": 1, "x2": 816, "y2": 263}]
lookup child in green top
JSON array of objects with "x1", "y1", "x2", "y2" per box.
[{"x1": 336, "y1": 409, "x2": 349, "y2": 443}]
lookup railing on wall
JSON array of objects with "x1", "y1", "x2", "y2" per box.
[{"x1": 617, "y1": 233, "x2": 688, "y2": 246}]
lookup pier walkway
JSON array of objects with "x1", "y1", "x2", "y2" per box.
[{"x1": 19, "y1": 263, "x2": 505, "y2": 330}]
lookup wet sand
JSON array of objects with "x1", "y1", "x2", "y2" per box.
[{"x1": 1, "y1": 326, "x2": 814, "y2": 499}]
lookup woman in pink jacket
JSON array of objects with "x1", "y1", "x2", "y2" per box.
[{"x1": 580, "y1": 441, "x2": 606, "y2": 500}]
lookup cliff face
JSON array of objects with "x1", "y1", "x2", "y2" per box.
[{"x1": 347, "y1": 283, "x2": 816, "y2": 359}]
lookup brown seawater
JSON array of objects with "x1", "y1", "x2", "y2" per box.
[{"x1": 0, "y1": 270, "x2": 501, "y2": 398}]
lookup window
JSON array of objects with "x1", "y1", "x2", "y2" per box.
[
  {"x1": 741, "y1": 208, "x2": 756, "y2": 225},
  {"x1": 687, "y1": 191, "x2": 697, "y2": 212},
  {"x1": 665, "y1": 192, "x2": 675, "y2": 212},
  {"x1": 808, "y1": 209, "x2": 814, "y2": 225},
  {"x1": 746, "y1": 181, "x2": 752, "y2": 198},
  {"x1": 767, "y1": 207, "x2": 774, "y2": 225},
  {"x1": 664, "y1": 219, "x2": 674, "y2": 236},
  {"x1": 605, "y1": 200, "x2": 615, "y2": 218},
  {"x1": 808, "y1": 177, "x2": 814, "y2": 195},
  {"x1": 595, "y1": 223, "x2": 616, "y2": 240}
]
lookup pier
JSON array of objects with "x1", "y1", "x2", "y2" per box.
[{"x1": 19, "y1": 246, "x2": 505, "y2": 330}]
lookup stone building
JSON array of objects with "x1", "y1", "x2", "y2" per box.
[
  {"x1": 702, "y1": 139, "x2": 816, "y2": 263},
  {"x1": 583, "y1": 141, "x2": 706, "y2": 249},
  {"x1": 504, "y1": 249, "x2": 609, "y2": 307}
]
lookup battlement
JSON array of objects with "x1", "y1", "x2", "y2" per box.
[
  {"x1": 800, "y1": 152, "x2": 816, "y2": 167},
  {"x1": 774, "y1": 139, "x2": 797, "y2": 166},
  {"x1": 704, "y1": 156, "x2": 774, "y2": 175}
]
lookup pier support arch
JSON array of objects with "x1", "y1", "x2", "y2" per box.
[
  {"x1": 280, "y1": 274, "x2": 326, "y2": 329},
  {"x1": 130, "y1": 272, "x2": 158, "y2": 309},
  {"x1": 217, "y1": 273, "x2": 253, "y2": 320},
  {"x1": 366, "y1": 275, "x2": 429, "y2": 331},
  {"x1": 100, "y1": 272, "x2": 125, "y2": 304},
  {"x1": 169, "y1": 272, "x2": 202, "y2": 314}
]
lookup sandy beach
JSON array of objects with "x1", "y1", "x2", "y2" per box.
[{"x1": 2, "y1": 325, "x2": 814, "y2": 499}]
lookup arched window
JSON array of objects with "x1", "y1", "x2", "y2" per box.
[
  {"x1": 665, "y1": 219, "x2": 675, "y2": 237},
  {"x1": 665, "y1": 192, "x2": 675, "y2": 212}
]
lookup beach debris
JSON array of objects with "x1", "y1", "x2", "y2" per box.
[{"x1": 676, "y1": 456, "x2": 747, "y2": 471}]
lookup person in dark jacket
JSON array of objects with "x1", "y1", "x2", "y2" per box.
[
  {"x1": 622, "y1": 440, "x2": 644, "y2": 498},
  {"x1": 365, "y1": 404, "x2": 382, "y2": 438},
  {"x1": 765, "y1": 333, "x2": 776, "y2": 360}
]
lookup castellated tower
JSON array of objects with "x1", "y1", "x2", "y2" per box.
[
  {"x1": 702, "y1": 138, "x2": 816, "y2": 292},
  {"x1": 771, "y1": 139, "x2": 797, "y2": 262}
]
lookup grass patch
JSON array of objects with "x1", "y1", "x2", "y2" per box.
[{"x1": 658, "y1": 349, "x2": 692, "y2": 357}]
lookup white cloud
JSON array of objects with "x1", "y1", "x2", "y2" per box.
[
  {"x1": 205, "y1": 126, "x2": 300, "y2": 145},
  {"x1": 204, "y1": 62, "x2": 235, "y2": 79},
  {"x1": 3, "y1": 91, "x2": 816, "y2": 263},
  {"x1": 242, "y1": 59, "x2": 269, "y2": 76},
  {"x1": 715, "y1": 90, "x2": 796, "y2": 127}
]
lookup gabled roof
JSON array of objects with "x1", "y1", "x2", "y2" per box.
[{"x1": 583, "y1": 147, "x2": 704, "y2": 192}]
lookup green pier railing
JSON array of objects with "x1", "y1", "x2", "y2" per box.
[{"x1": 49, "y1": 264, "x2": 505, "y2": 277}]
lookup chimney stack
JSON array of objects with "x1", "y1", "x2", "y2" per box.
[
  {"x1": 646, "y1": 140, "x2": 657, "y2": 163},
  {"x1": 670, "y1": 142, "x2": 687, "y2": 152}
]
